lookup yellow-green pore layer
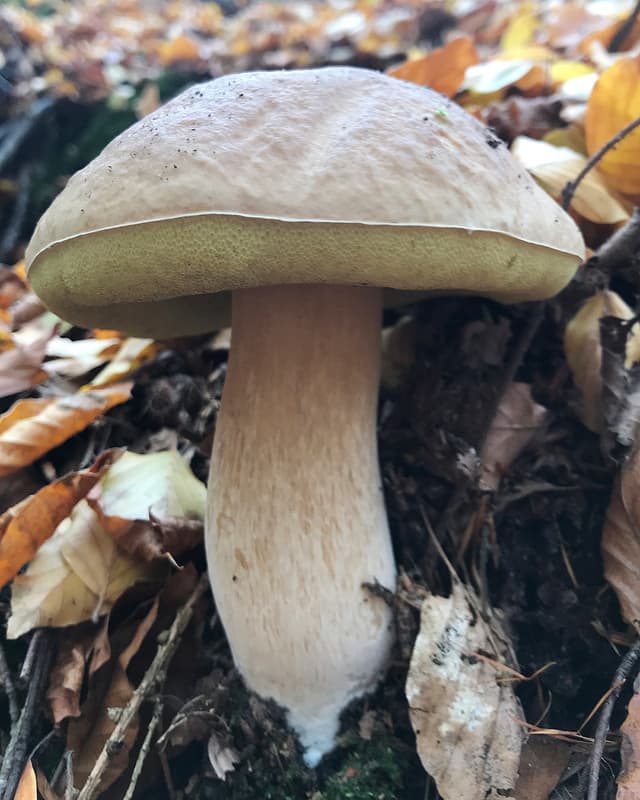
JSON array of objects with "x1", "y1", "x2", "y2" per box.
[
  {"x1": 28, "y1": 214, "x2": 583, "y2": 338},
  {"x1": 26, "y1": 67, "x2": 585, "y2": 338}
]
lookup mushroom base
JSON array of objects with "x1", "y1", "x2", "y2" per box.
[{"x1": 206, "y1": 284, "x2": 396, "y2": 765}]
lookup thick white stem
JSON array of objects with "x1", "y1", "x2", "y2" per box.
[{"x1": 206, "y1": 284, "x2": 396, "y2": 765}]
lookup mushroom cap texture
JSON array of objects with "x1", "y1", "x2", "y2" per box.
[{"x1": 27, "y1": 67, "x2": 584, "y2": 337}]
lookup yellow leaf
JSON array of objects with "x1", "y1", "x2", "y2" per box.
[
  {"x1": 500, "y1": 2, "x2": 538, "y2": 52},
  {"x1": 0, "y1": 384, "x2": 132, "y2": 477},
  {"x1": 388, "y1": 37, "x2": 479, "y2": 97},
  {"x1": 585, "y1": 56, "x2": 640, "y2": 196},
  {"x1": 549, "y1": 60, "x2": 594, "y2": 86},
  {"x1": 511, "y1": 136, "x2": 628, "y2": 224}
]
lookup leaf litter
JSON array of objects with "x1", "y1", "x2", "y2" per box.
[{"x1": 3, "y1": 0, "x2": 640, "y2": 798}]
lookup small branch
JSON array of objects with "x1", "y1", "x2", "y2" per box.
[
  {"x1": 0, "y1": 632, "x2": 54, "y2": 800},
  {"x1": 0, "y1": 96, "x2": 55, "y2": 174},
  {"x1": 121, "y1": 699, "x2": 162, "y2": 800},
  {"x1": 585, "y1": 207, "x2": 640, "y2": 277},
  {"x1": 587, "y1": 636, "x2": 640, "y2": 800},
  {"x1": 0, "y1": 640, "x2": 20, "y2": 728},
  {"x1": 609, "y1": 0, "x2": 640, "y2": 52},
  {"x1": 76, "y1": 574, "x2": 209, "y2": 800},
  {"x1": 562, "y1": 116, "x2": 640, "y2": 212}
]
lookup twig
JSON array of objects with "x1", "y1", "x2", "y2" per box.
[
  {"x1": 19, "y1": 630, "x2": 43, "y2": 683},
  {"x1": 587, "y1": 636, "x2": 640, "y2": 800},
  {"x1": 562, "y1": 116, "x2": 640, "y2": 212},
  {"x1": 609, "y1": 0, "x2": 640, "y2": 52},
  {"x1": 0, "y1": 640, "x2": 20, "y2": 728},
  {"x1": 122, "y1": 699, "x2": 162, "y2": 800},
  {"x1": 585, "y1": 207, "x2": 640, "y2": 278},
  {"x1": 0, "y1": 632, "x2": 54, "y2": 800},
  {"x1": 76, "y1": 573, "x2": 209, "y2": 800},
  {"x1": 64, "y1": 751, "x2": 74, "y2": 800}
]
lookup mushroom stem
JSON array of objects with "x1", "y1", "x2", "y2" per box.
[{"x1": 207, "y1": 283, "x2": 396, "y2": 766}]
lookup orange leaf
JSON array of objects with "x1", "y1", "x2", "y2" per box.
[
  {"x1": 157, "y1": 34, "x2": 201, "y2": 66},
  {"x1": 0, "y1": 384, "x2": 132, "y2": 478},
  {"x1": 15, "y1": 760, "x2": 37, "y2": 800},
  {"x1": 388, "y1": 37, "x2": 479, "y2": 98},
  {"x1": 0, "y1": 450, "x2": 119, "y2": 588},
  {"x1": 585, "y1": 56, "x2": 640, "y2": 196}
]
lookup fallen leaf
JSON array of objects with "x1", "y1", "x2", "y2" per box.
[
  {"x1": 463, "y1": 59, "x2": 538, "y2": 95},
  {"x1": 585, "y1": 56, "x2": 640, "y2": 197},
  {"x1": 44, "y1": 335, "x2": 121, "y2": 379},
  {"x1": 479, "y1": 382, "x2": 547, "y2": 491},
  {"x1": 0, "y1": 451, "x2": 118, "y2": 588},
  {"x1": 89, "y1": 450, "x2": 206, "y2": 561},
  {"x1": 157, "y1": 34, "x2": 201, "y2": 66},
  {"x1": 602, "y1": 455, "x2": 640, "y2": 625},
  {"x1": 618, "y1": 689, "x2": 640, "y2": 799},
  {"x1": 512, "y1": 136, "x2": 629, "y2": 223},
  {"x1": 564, "y1": 291, "x2": 638, "y2": 432},
  {"x1": 7, "y1": 498, "x2": 155, "y2": 638},
  {"x1": 67, "y1": 598, "x2": 159, "y2": 793},
  {"x1": 388, "y1": 36, "x2": 479, "y2": 97},
  {"x1": 0, "y1": 383, "x2": 132, "y2": 478},
  {"x1": 86, "y1": 338, "x2": 158, "y2": 388},
  {"x1": 500, "y1": 2, "x2": 538, "y2": 52},
  {"x1": 47, "y1": 620, "x2": 111, "y2": 723},
  {"x1": 15, "y1": 761, "x2": 37, "y2": 800},
  {"x1": 406, "y1": 584, "x2": 524, "y2": 800},
  {"x1": 515, "y1": 737, "x2": 570, "y2": 800}
]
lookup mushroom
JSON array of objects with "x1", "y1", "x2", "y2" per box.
[{"x1": 26, "y1": 67, "x2": 584, "y2": 765}]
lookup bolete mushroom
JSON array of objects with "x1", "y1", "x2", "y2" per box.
[{"x1": 26, "y1": 67, "x2": 584, "y2": 765}]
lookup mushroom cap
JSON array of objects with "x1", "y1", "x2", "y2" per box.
[{"x1": 26, "y1": 67, "x2": 584, "y2": 338}]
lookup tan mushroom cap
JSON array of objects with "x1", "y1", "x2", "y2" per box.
[{"x1": 26, "y1": 67, "x2": 584, "y2": 338}]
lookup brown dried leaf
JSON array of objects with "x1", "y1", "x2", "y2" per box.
[
  {"x1": 47, "y1": 621, "x2": 111, "y2": 723},
  {"x1": 406, "y1": 584, "x2": 524, "y2": 800},
  {"x1": 618, "y1": 689, "x2": 640, "y2": 799},
  {"x1": 480, "y1": 382, "x2": 547, "y2": 491},
  {"x1": 0, "y1": 383, "x2": 132, "y2": 477},
  {"x1": 0, "y1": 451, "x2": 119, "y2": 588},
  {"x1": 67, "y1": 598, "x2": 159, "y2": 793},
  {"x1": 602, "y1": 460, "x2": 640, "y2": 625},
  {"x1": 515, "y1": 737, "x2": 570, "y2": 800}
]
